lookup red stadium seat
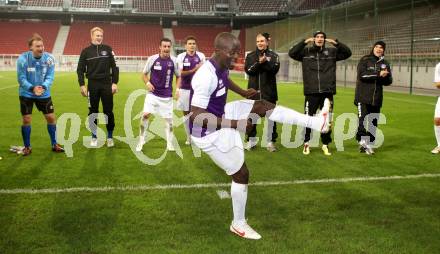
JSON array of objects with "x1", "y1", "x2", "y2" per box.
[
  {"x1": 0, "y1": 21, "x2": 60, "y2": 54},
  {"x1": 63, "y1": 22, "x2": 164, "y2": 56},
  {"x1": 173, "y1": 25, "x2": 232, "y2": 56}
]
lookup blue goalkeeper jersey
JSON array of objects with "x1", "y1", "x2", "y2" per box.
[{"x1": 17, "y1": 51, "x2": 55, "y2": 99}]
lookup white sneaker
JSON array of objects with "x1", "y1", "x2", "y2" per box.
[
  {"x1": 185, "y1": 138, "x2": 191, "y2": 145},
  {"x1": 322, "y1": 144, "x2": 331, "y2": 156},
  {"x1": 136, "y1": 137, "x2": 145, "y2": 152},
  {"x1": 266, "y1": 142, "x2": 277, "y2": 152},
  {"x1": 303, "y1": 142, "x2": 310, "y2": 155},
  {"x1": 90, "y1": 138, "x2": 98, "y2": 148},
  {"x1": 167, "y1": 141, "x2": 175, "y2": 151},
  {"x1": 107, "y1": 138, "x2": 114, "y2": 148},
  {"x1": 359, "y1": 140, "x2": 374, "y2": 155},
  {"x1": 431, "y1": 146, "x2": 440, "y2": 154},
  {"x1": 318, "y1": 98, "x2": 331, "y2": 133},
  {"x1": 230, "y1": 221, "x2": 262, "y2": 240},
  {"x1": 245, "y1": 139, "x2": 258, "y2": 151}
]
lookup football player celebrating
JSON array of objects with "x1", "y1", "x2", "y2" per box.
[
  {"x1": 17, "y1": 33, "x2": 64, "y2": 156},
  {"x1": 190, "y1": 32, "x2": 331, "y2": 240},
  {"x1": 136, "y1": 38, "x2": 181, "y2": 152}
]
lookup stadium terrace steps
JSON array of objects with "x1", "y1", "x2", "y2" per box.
[
  {"x1": 52, "y1": 25, "x2": 70, "y2": 56},
  {"x1": 162, "y1": 28, "x2": 176, "y2": 56}
]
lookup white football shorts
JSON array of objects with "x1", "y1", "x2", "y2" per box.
[
  {"x1": 176, "y1": 88, "x2": 191, "y2": 111},
  {"x1": 191, "y1": 100, "x2": 255, "y2": 175},
  {"x1": 143, "y1": 92, "x2": 173, "y2": 119}
]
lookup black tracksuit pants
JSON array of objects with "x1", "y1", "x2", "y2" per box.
[
  {"x1": 356, "y1": 102, "x2": 381, "y2": 143},
  {"x1": 304, "y1": 93, "x2": 333, "y2": 145},
  {"x1": 87, "y1": 79, "x2": 115, "y2": 133}
]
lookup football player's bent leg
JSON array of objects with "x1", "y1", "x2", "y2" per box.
[{"x1": 250, "y1": 100, "x2": 328, "y2": 132}]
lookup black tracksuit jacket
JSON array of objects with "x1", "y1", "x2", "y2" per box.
[
  {"x1": 77, "y1": 43, "x2": 119, "y2": 86},
  {"x1": 289, "y1": 40, "x2": 351, "y2": 95}
]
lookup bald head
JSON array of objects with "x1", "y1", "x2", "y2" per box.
[
  {"x1": 212, "y1": 32, "x2": 241, "y2": 70},
  {"x1": 214, "y1": 32, "x2": 240, "y2": 51}
]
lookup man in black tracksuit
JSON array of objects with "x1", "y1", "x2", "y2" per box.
[
  {"x1": 289, "y1": 31, "x2": 351, "y2": 156},
  {"x1": 77, "y1": 27, "x2": 119, "y2": 148},
  {"x1": 245, "y1": 32, "x2": 280, "y2": 152},
  {"x1": 354, "y1": 41, "x2": 392, "y2": 155}
]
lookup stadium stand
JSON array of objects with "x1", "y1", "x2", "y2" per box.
[
  {"x1": 21, "y1": 0, "x2": 63, "y2": 8},
  {"x1": 133, "y1": 0, "x2": 174, "y2": 13},
  {"x1": 71, "y1": 0, "x2": 109, "y2": 9},
  {"x1": 181, "y1": 0, "x2": 216, "y2": 13},
  {"x1": 0, "y1": 21, "x2": 60, "y2": 54},
  {"x1": 296, "y1": 0, "x2": 329, "y2": 11},
  {"x1": 237, "y1": 0, "x2": 288, "y2": 13},
  {"x1": 173, "y1": 25, "x2": 232, "y2": 55},
  {"x1": 63, "y1": 22, "x2": 163, "y2": 56}
]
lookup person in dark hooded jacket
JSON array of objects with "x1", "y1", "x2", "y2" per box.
[
  {"x1": 354, "y1": 40, "x2": 392, "y2": 155},
  {"x1": 289, "y1": 31, "x2": 351, "y2": 156}
]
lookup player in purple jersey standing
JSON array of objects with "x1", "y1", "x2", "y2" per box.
[
  {"x1": 190, "y1": 32, "x2": 331, "y2": 240},
  {"x1": 176, "y1": 36, "x2": 206, "y2": 145},
  {"x1": 136, "y1": 38, "x2": 181, "y2": 152}
]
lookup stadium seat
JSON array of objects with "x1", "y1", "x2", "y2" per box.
[
  {"x1": 0, "y1": 21, "x2": 60, "y2": 54},
  {"x1": 133, "y1": 0, "x2": 174, "y2": 13},
  {"x1": 21, "y1": 0, "x2": 63, "y2": 8},
  {"x1": 71, "y1": 0, "x2": 109, "y2": 9},
  {"x1": 63, "y1": 22, "x2": 164, "y2": 56},
  {"x1": 172, "y1": 25, "x2": 232, "y2": 56}
]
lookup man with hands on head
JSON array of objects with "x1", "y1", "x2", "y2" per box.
[{"x1": 289, "y1": 31, "x2": 351, "y2": 156}]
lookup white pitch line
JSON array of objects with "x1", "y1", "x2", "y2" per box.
[
  {"x1": 0, "y1": 173, "x2": 439, "y2": 195},
  {"x1": 0, "y1": 84, "x2": 18, "y2": 91}
]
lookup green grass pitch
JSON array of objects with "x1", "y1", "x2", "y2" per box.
[{"x1": 0, "y1": 71, "x2": 439, "y2": 253}]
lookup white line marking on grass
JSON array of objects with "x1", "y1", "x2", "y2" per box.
[
  {"x1": 386, "y1": 97, "x2": 436, "y2": 106},
  {"x1": 1, "y1": 173, "x2": 439, "y2": 195},
  {"x1": 0, "y1": 85, "x2": 18, "y2": 90},
  {"x1": 216, "y1": 190, "x2": 231, "y2": 199}
]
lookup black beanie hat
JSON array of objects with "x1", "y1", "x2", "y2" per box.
[
  {"x1": 313, "y1": 30, "x2": 326, "y2": 39},
  {"x1": 373, "y1": 40, "x2": 386, "y2": 51}
]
